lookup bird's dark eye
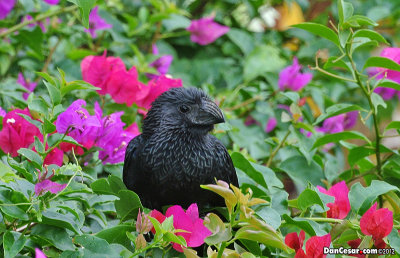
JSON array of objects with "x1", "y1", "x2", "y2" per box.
[{"x1": 179, "y1": 104, "x2": 191, "y2": 113}]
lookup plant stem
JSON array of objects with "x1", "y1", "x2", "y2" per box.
[
  {"x1": 346, "y1": 51, "x2": 382, "y2": 174},
  {"x1": 225, "y1": 95, "x2": 263, "y2": 111},
  {"x1": 304, "y1": 217, "x2": 343, "y2": 223},
  {"x1": 266, "y1": 129, "x2": 291, "y2": 167},
  {"x1": 0, "y1": 5, "x2": 78, "y2": 38},
  {"x1": 217, "y1": 242, "x2": 227, "y2": 258}
]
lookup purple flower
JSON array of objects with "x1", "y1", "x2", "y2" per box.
[
  {"x1": 371, "y1": 47, "x2": 400, "y2": 100},
  {"x1": 17, "y1": 73, "x2": 38, "y2": 100},
  {"x1": 147, "y1": 44, "x2": 173, "y2": 79},
  {"x1": 34, "y1": 168, "x2": 67, "y2": 196},
  {"x1": 43, "y1": 0, "x2": 59, "y2": 4},
  {"x1": 92, "y1": 103, "x2": 137, "y2": 164},
  {"x1": 84, "y1": 6, "x2": 112, "y2": 38},
  {"x1": 319, "y1": 111, "x2": 357, "y2": 134},
  {"x1": 265, "y1": 117, "x2": 277, "y2": 133},
  {"x1": 35, "y1": 248, "x2": 47, "y2": 258},
  {"x1": 278, "y1": 57, "x2": 312, "y2": 91},
  {"x1": 55, "y1": 99, "x2": 101, "y2": 148},
  {"x1": 186, "y1": 16, "x2": 230, "y2": 45},
  {"x1": 0, "y1": 0, "x2": 15, "y2": 20},
  {"x1": 0, "y1": 107, "x2": 5, "y2": 117}
]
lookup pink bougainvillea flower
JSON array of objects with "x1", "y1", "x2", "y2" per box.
[
  {"x1": 318, "y1": 111, "x2": 357, "y2": 134},
  {"x1": 147, "y1": 44, "x2": 173, "y2": 79},
  {"x1": 84, "y1": 6, "x2": 112, "y2": 38},
  {"x1": 43, "y1": 0, "x2": 59, "y2": 5},
  {"x1": 317, "y1": 181, "x2": 351, "y2": 219},
  {"x1": 35, "y1": 248, "x2": 47, "y2": 258},
  {"x1": 285, "y1": 230, "x2": 331, "y2": 258},
  {"x1": 136, "y1": 75, "x2": 182, "y2": 110},
  {"x1": 0, "y1": 107, "x2": 5, "y2": 117},
  {"x1": 278, "y1": 57, "x2": 312, "y2": 91},
  {"x1": 186, "y1": 16, "x2": 230, "y2": 45},
  {"x1": 55, "y1": 99, "x2": 101, "y2": 148},
  {"x1": 0, "y1": 0, "x2": 15, "y2": 20},
  {"x1": 125, "y1": 123, "x2": 140, "y2": 136},
  {"x1": 43, "y1": 147, "x2": 63, "y2": 166},
  {"x1": 81, "y1": 52, "x2": 126, "y2": 94},
  {"x1": 285, "y1": 231, "x2": 305, "y2": 252},
  {"x1": 0, "y1": 109, "x2": 42, "y2": 157},
  {"x1": 105, "y1": 67, "x2": 149, "y2": 106},
  {"x1": 59, "y1": 142, "x2": 84, "y2": 155},
  {"x1": 150, "y1": 203, "x2": 212, "y2": 252},
  {"x1": 360, "y1": 202, "x2": 393, "y2": 240},
  {"x1": 17, "y1": 72, "x2": 38, "y2": 100},
  {"x1": 265, "y1": 117, "x2": 277, "y2": 133},
  {"x1": 373, "y1": 87, "x2": 398, "y2": 100}
]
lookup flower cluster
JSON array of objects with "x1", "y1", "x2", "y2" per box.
[
  {"x1": 81, "y1": 52, "x2": 182, "y2": 110},
  {"x1": 56, "y1": 99, "x2": 139, "y2": 164},
  {"x1": 150, "y1": 203, "x2": 212, "y2": 252},
  {"x1": 317, "y1": 181, "x2": 351, "y2": 219},
  {"x1": 285, "y1": 230, "x2": 331, "y2": 258}
]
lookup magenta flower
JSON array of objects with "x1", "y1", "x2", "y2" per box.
[
  {"x1": 279, "y1": 57, "x2": 312, "y2": 91},
  {"x1": 17, "y1": 73, "x2": 38, "y2": 100},
  {"x1": 317, "y1": 181, "x2": 351, "y2": 219},
  {"x1": 136, "y1": 75, "x2": 182, "y2": 110},
  {"x1": 150, "y1": 203, "x2": 212, "y2": 252},
  {"x1": 84, "y1": 6, "x2": 112, "y2": 38},
  {"x1": 0, "y1": 107, "x2": 5, "y2": 117},
  {"x1": 34, "y1": 168, "x2": 67, "y2": 196},
  {"x1": 360, "y1": 202, "x2": 393, "y2": 240},
  {"x1": 43, "y1": 0, "x2": 59, "y2": 4},
  {"x1": 43, "y1": 147, "x2": 63, "y2": 166},
  {"x1": 371, "y1": 47, "x2": 400, "y2": 100},
  {"x1": 55, "y1": 99, "x2": 101, "y2": 148},
  {"x1": 0, "y1": 0, "x2": 15, "y2": 20},
  {"x1": 186, "y1": 16, "x2": 230, "y2": 45},
  {"x1": 0, "y1": 109, "x2": 42, "y2": 157},
  {"x1": 35, "y1": 248, "x2": 47, "y2": 258},
  {"x1": 265, "y1": 117, "x2": 277, "y2": 133},
  {"x1": 318, "y1": 111, "x2": 357, "y2": 134},
  {"x1": 285, "y1": 230, "x2": 331, "y2": 258},
  {"x1": 147, "y1": 44, "x2": 173, "y2": 79}
]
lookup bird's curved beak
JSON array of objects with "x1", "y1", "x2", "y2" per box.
[{"x1": 194, "y1": 98, "x2": 225, "y2": 125}]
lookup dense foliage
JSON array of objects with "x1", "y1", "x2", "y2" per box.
[{"x1": 1, "y1": 0, "x2": 400, "y2": 257}]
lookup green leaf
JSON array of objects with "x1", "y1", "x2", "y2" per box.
[
  {"x1": 14, "y1": 27, "x2": 43, "y2": 59},
  {"x1": 164, "y1": 232, "x2": 187, "y2": 247},
  {"x1": 43, "y1": 118, "x2": 56, "y2": 134},
  {"x1": 352, "y1": 29, "x2": 388, "y2": 44},
  {"x1": 344, "y1": 15, "x2": 378, "y2": 28},
  {"x1": 235, "y1": 226, "x2": 288, "y2": 251},
  {"x1": 312, "y1": 131, "x2": 370, "y2": 149},
  {"x1": 31, "y1": 224, "x2": 75, "y2": 251},
  {"x1": 348, "y1": 180, "x2": 399, "y2": 214},
  {"x1": 291, "y1": 23, "x2": 340, "y2": 47},
  {"x1": 337, "y1": 0, "x2": 354, "y2": 27},
  {"x1": 74, "y1": 235, "x2": 120, "y2": 257},
  {"x1": 115, "y1": 190, "x2": 143, "y2": 221},
  {"x1": 386, "y1": 121, "x2": 400, "y2": 131},
  {"x1": 256, "y1": 207, "x2": 281, "y2": 230},
  {"x1": 388, "y1": 228, "x2": 400, "y2": 254},
  {"x1": 162, "y1": 14, "x2": 191, "y2": 31},
  {"x1": 61, "y1": 80, "x2": 100, "y2": 96},
  {"x1": 43, "y1": 81, "x2": 61, "y2": 106},
  {"x1": 231, "y1": 152, "x2": 268, "y2": 189},
  {"x1": 68, "y1": 0, "x2": 97, "y2": 28},
  {"x1": 348, "y1": 146, "x2": 374, "y2": 167},
  {"x1": 17, "y1": 148, "x2": 43, "y2": 169},
  {"x1": 279, "y1": 156, "x2": 324, "y2": 188},
  {"x1": 0, "y1": 190, "x2": 29, "y2": 220},
  {"x1": 314, "y1": 104, "x2": 364, "y2": 125},
  {"x1": 42, "y1": 208, "x2": 82, "y2": 234},
  {"x1": 244, "y1": 45, "x2": 285, "y2": 81},
  {"x1": 96, "y1": 225, "x2": 135, "y2": 251},
  {"x1": 0, "y1": 161, "x2": 19, "y2": 183},
  {"x1": 363, "y1": 56, "x2": 400, "y2": 72},
  {"x1": 34, "y1": 136, "x2": 45, "y2": 154},
  {"x1": 36, "y1": 71, "x2": 56, "y2": 85},
  {"x1": 28, "y1": 97, "x2": 49, "y2": 117},
  {"x1": 371, "y1": 92, "x2": 387, "y2": 112},
  {"x1": 282, "y1": 214, "x2": 326, "y2": 236},
  {"x1": 323, "y1": 56, "x2": 351, "y2": 71},
  {"x1": 204, "y1": 213, "x2": 232, "y2": 245},
  {"x1": 297, "y1": 189, "x2": 325, "y2": 211},
  {"x1": 227, "y1": 28, "x2": 254, "y2": 55},
  {"x1": 3, "y1": 231, "x2": 27, "y2": 258},
  {"x1": 91, "y1": 178, "x2": 115, "y2": 195},
  {"x1": 376, "y1": 80, "x2": 400, "y2": 91}
]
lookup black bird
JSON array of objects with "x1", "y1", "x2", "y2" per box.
[{"x1": 123, "y1": 87, "x2": 238, "y2": 210}]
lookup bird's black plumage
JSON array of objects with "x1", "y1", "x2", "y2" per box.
[{"x1": 123, "y1": 87, "x2": 238, "y2": 210}]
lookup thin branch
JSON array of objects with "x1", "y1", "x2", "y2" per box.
[{"x1": 266, "y1": 129, "x2": 291, "y2": 167}]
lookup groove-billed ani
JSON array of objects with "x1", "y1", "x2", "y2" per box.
[{"x1": 123, "y1": 87, "x2": 238, "y2": 210}]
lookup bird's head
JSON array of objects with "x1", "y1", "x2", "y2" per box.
[{"x1": 142, "y1": 87, "x2": 225, "y2": 136}]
